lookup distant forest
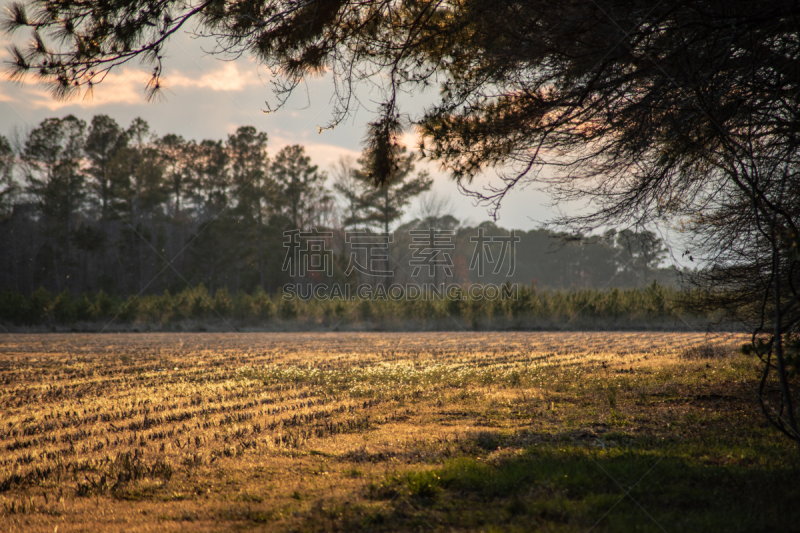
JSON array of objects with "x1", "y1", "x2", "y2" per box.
[{"x1": 0, "y1": 114, "x2": 682, "y2": 298}]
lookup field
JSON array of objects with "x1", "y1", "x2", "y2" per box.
[{"x1": 0, "y1": 332, "x2": 797, "y2": 532}]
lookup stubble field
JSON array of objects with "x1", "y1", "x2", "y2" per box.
[{"x1": 0, "y1": 332, "x2": 797, "y2": 532}]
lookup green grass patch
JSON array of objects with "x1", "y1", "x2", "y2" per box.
[{"x1": 370, "y1": 444, "x2": 800, "y2": 532}]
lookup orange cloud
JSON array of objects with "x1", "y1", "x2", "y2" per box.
[
  {"x1": 6, "y1": 60, "x2": 264, "y2": 111},
  {"x1": 270, "y1": 136, "x2": 360, "y2": 168},
  {"x1": 166, "y1": 62, "x2": 262, "y2": 92},
  {"x1": 8, "y1": 67, "x2": 149, "y2": 110}
]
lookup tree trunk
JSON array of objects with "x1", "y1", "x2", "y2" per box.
[
  {"x1": 12, "y1": 220, "x2": 20, "y2": 292},
  {"x1": 65, "y1": 192, "x2": 72, "y2": 292},
  {"x1": 384, "y1": 188, "x2": 390, "y2": 288},
  {"x1": 131, "y1": 213, "x2": 138, "y2": 294},
  {"x1": 257, "y1": 200, "x2": 265, "y2": 290},
  {"x1": 772, "y1": 238, "x2": 800, "y2": 448}
]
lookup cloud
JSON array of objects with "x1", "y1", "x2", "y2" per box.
[
  {"x1": 4, "y1": 60, "x2": 264, "y2": 112},
  {"x1": 9, "y1": 67, "x2": 150, "y2": 110},
  {"x1": 166, "y1": 62, "x2": 262, "y2": 92},
  {"x1": 271, "y1": 137, "x2": 360, "y2": 169}
]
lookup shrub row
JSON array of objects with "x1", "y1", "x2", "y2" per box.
[{"x1": 0, "y1": 281, "x2": 709, "y2": 329}]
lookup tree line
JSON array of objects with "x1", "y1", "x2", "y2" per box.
[
  {"x1": 0, "y1": 114, "x2": 679, "y2": 302},
  {"x1": 0, "y1": 114, "x2": 420, "y2": 297}
]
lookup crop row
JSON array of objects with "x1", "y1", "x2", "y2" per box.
[{"x1": 0, "y1": 396, "x2": 387, "y2": 493}]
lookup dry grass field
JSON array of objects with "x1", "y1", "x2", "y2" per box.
[{"x1": 0, "y1": 332, "x2": 797, "y2": 532}]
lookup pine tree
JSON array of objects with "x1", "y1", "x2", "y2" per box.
[
  {"x1": 352, "y1": 147, "x2": 432, "y2": 236},
  {"x1": 22, "y1": 115, "x2": 87, "y2": 292},
  {"x1": 0, "y1": 135, "x2": 16, "y2": 219},
  {"x1": 109, "y1": 118, "x2": 166, "y2": 293},
  {"x1": 158, "y1": 134, "x2": 194, "y2": 219},
  {"x1": 271, "y1": 145, "x2": 329, "y2": 230},
  {"x1": 227, "y1": 126, "x2": 269, "y2": 289},
  {"x1": 85, "y1": 114, "x2": 125, "y2": 221}
]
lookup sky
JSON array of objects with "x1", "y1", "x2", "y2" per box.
[{"x1": 0, "y1": 8, "x2": 570, "y2": 232}]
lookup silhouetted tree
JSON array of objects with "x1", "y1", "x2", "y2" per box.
[
  {"x1": 227, "y1": 126, "x2": 269, "y2": 289},
  {"x1": 614, "y1": 230, "x2": 669, "y2": 285},
  {"x1": 21, "y1": 115, "x2": 87, "y2": 292},
  {"x1": 0, "y1": 135, "x2": 16, "y2": 219},
  {"x1": 331, "y1": 155, "x2": 362, "y2": 229},
  {"x1": 110, "y1": 118, "x2": 166, "y2": 292},
  {"x1": 158, "y1": 134, "x2": 194, "y2": 219},
  {"x1": 272, "y1": 145, "x2": 329, "y2": 230},
  {"x1": 353, "y1": 147, "x2": 432, "y2": 236},
  {"x1": 85, "y1": 114, "x2": 126, "y2": 221},
  {"x1": 194, "y1": 139, "x2": 229, "y2": 212}
]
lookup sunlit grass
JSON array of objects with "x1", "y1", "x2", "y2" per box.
[{"x1": 0, "y1": 331, "x2": 795, "y2": 532}]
